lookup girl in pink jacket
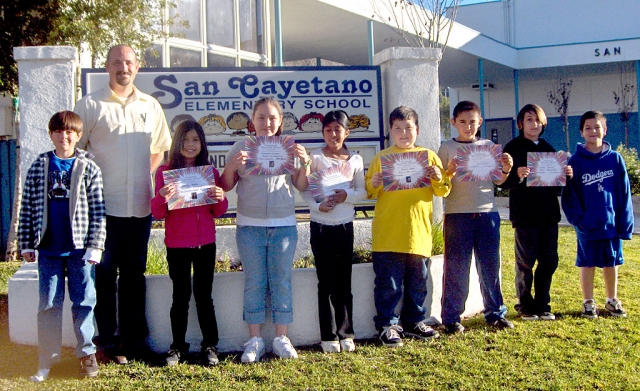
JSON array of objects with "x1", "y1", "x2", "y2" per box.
[{"x1": 151, "y1": 120, "x2": 228, "y2": 366}]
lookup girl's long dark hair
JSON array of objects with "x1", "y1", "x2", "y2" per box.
[{"x1": 168, "y1": 120, "x2": 209, "y2": 169}]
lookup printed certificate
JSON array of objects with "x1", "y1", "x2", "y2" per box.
[
  {"x1": 527, "y1": 151, "x2": 569, "y2": 187},
  {"x1": 380, "y1": 151, "x2": 431, "y2": 191},
  {"x1": 162, "y1": 166, "x2": 217, "y2": 210},
  {"x1": 245, "y1": 136, "x2": 296, "y2": 175},
  {"x1": 455, "y1": 144, "x2": 503, "y2": 181},
  {"x1": 307, "y1": 162, "x2": 353, "y2": 203}
]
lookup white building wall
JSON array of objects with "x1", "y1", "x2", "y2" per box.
[
  {"x1": 452, "y1": 72, "x2": 629, "y2": 122},
  {"x1": 454, "y1": 2, "x2": 506, "y2": 43},
  {"x1": 455, "y1": 0, "x2": 640, "y2": 49}
]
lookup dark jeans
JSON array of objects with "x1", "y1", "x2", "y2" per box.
[
  {"x1": 373, "y1": 252, "x2": 429, "y2": 330},
  {"x1": 310, "y1": 221, "x2": 354, "y2": 341},
  {"x1": 442, "y1": 212, "x2": 507, "y2": 324},
  {"x1": 167, "y1": 243, "x2": 219, "y2": 350},
  {"x1": 95, "y1": 215, "x2": 151, "y2": 351},
  {"x1": 514, "y1": 225, "x2": 559, "y2": 314}
]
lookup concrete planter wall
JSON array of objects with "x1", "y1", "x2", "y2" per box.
[{"x1": 10, "y1": 222, "x2": 485, "y2": 353}]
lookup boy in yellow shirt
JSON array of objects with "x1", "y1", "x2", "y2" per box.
[{"x1": 365, "y1": 106, "x2": 451, "y2": 347}]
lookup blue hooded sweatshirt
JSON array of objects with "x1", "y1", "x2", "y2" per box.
[{"x1": 561, "y1": 141, "x2": 634, "y2": 241}]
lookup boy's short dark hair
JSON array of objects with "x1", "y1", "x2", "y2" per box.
[
  {"x1": 516, "y1": 104, "x2": 547, "y2": 136},
  {"x1": 579, "y1": 110, "x2": 607, "y2": 130},
  {"x1": 48, "y1": 111, "x2": 83, "y2": 134},
  {"x1": 452, "y1": 101, "x2": 481, "y2": 119},
  {"x1": 389, "y1": 106, "x2": 419, "y2": 129}
]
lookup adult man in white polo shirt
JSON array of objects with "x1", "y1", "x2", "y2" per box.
[{"x1": 75, "y1": 44, "x2": 171, "y2": 364}]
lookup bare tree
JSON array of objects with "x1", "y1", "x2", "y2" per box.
[
  {"x1": 547, "y1": 77, "x2": 573, "y2": 151},
  {"x1": 370, "y1": 0, "x2": 461, "y2": 54},
  {"x1": 613, "y1": 62, "x2": 636, "y2": 147}
]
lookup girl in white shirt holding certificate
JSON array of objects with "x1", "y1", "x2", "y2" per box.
[{"x1": 303, "y1": 110, "x2": 367, "y2": 353}]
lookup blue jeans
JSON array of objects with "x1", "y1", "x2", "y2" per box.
[
  {"x1": 236, "y1": 225, "x2": 297, "y2": 325},
  {"x1": 373, "y1": 252, "x2": 429, "y2": 330},
  {"x1": 37, "y1": 253, "x2": 97, "y2": 368},
  {"x1": 442, "y1": 212, "x2": 507, "y2": 324},
  {"x1": 95, "y1": 215, "x2": 151, "y2": 351}
]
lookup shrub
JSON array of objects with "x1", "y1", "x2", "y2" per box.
[{"x1": 616, "y1": 145, "x2": 640, "y2": 195}]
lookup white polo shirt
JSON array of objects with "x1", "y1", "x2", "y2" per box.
[{"x1": 75, "y1": 85, "x2": 171, "y2": 218}]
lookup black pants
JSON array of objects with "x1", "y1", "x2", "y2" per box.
[
  {"x1": 167, "y1": 243, "x2": 219, "y2": 350},
  {"x1": 95, "y1": 215, "x2": 151, "y2": 351},
  {"x1": 310, "y1": 221, "x2": 355, "y2": 341},
  {"x1": 514, "y1": 225, "x2": 559, "y2": 314}
]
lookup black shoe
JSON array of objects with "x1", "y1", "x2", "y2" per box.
[
  {"x1": 491, "y1": 318, "x2": 514, "y2": 330},
  {"x1": 201, "y1": 347, "x2": 219, "y2": 366},
  {"x1": 539, "y1": 312, "x2": 556, "y2": 321},
  {"x1": 403, "y1": 321, "x2": 440, "y2": 340},
  {"x1": 379, "y1": 325, "x2": 404, "y2": 347},
  {"x1": 128, "y1": 345, "x2": 159, "y2": 365},
  {"x1": 520, "y1": 313, "x2": 539, "y2": 321},
  {"x1": 443, "y1": 322, "x2": 465, "y2": 334},
  {"x1": 79, "y1": 354, "x2": 99, "y2": 378},
  {"x1": 96, "y1": 348, "x2": 128, "y2": 365},
  {"x1": 165, "y1": 349, "x2": 185, "y2": 367}
]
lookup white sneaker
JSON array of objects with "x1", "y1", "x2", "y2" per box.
[
  {"x1": 29, "y1": 368, "x2": 50, "y2": 383},
  {"x1": 340, "y1": 338, "x2": 356, "y2": 352},
  {"x1": 273, "y1": 335, "x2": 298, "y2": 359},
  {"x1": 320, "y1": 340, "x2": 340, "y2": 353},
  {"x1": 241, "y1": 336, "x2": 265, "y2": 363}
]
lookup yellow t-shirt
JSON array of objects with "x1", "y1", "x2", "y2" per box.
[{"x1": 365, "y1": 145, "x2": 451, "y2": 257}]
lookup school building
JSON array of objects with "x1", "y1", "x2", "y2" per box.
[{"x1": 141, "y1": 0, "x2": 640, "y2": 152}]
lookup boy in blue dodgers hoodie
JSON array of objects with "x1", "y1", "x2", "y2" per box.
[
  {"x1": 562, "y1": 111, "x2": 634, "y2": 319},
  {"x1": 19, "y1": 111, "x2": 106, "y2": 381}
]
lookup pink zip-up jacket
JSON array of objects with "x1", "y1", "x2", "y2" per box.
[{"x1": 151, "y1": 164, "x2": 229, "y2": 248}]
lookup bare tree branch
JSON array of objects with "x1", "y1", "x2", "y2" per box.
[{"x1": 370, "y1": 0, "x2": 461, "y2": 54}]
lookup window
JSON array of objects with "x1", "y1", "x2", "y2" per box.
[
  {"x1": 171, "y1": 0, "x2": 202, "y2": 41},
  {"x1": 170, "y1": 47, "x2": 202, "y2": 67},
  {"x1": 163, "y1": 0, "x2": 269, "y2": 68},
  {"x1": 207, "y1": 53, "x2": 237, "y2": 68},
  {"x1": 206, "y1": 0, "x2": 235, "y2": 48},
  {"x1": 239, "y1": 0, "x2": 264, "y2": 54}
]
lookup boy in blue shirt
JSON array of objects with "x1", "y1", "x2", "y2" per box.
[
  {"x1": 18, "y1": 111, "x2": 106, "y2": 382},
  {"x1": 562, "y1": 111, "x2": 633, "y2": 318}
]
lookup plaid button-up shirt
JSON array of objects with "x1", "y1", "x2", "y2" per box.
[{"x1": 18, "y1": 149, "x2": 106, "y2": 252}]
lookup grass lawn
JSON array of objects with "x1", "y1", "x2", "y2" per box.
[{"x1": 0, "y1": 222, "x2": 638, "y2": 390}]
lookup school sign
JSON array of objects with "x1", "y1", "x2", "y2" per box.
[{"x1": 82, "y1": 66, "x2": 384, "y2": 209}]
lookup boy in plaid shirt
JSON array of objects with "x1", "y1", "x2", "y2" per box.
[{"x1": 18, "y1": 111, "x2": 106, "y2": 382}]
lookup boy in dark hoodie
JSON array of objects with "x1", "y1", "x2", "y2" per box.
[
  {"x1": 561, "y1": 110, "x2": 634, "y2": 319},
  {"x1": 502, "y1": 104, "x2": 573, "y2": 321}
]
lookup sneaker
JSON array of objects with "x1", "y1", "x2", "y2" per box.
[
  {"x1": 340, "y1": 338, "x2": 356, "y2": 353},
  {"x1": 582, "y1": 299, "x2": 599, "y2": 319},
  {"x1": 165, "y1": 349, "x2": 185, "y2": 366},
  {"x1": 539, "y1": 312, "x2": 556, "y2": 321},
  {"x1": 273, "y1": 335, "x2": 298, "y2": 359},
  {"x1": 320, "y1": 340, "x2": 341, "y2": 353},
  {"x1": 491, "y1": 318, "x2": 514, "y2": 330},
  {"x1": 520, "y1": 313, "x2": 539, "y2": 321},
  {"x1": 379, "y1": 325, "x2": 404, "y2": 347},
  {"x1": 605, "y1": 299, "x2": 627, "y2": 317},
  {"x1": 201, "y1": 346, "x2": 219, "y2": 366},
  {"x1": 29, "y1": 369, "x2": 50, "y2": 383},
  {"x1": 241, "y1": 336, "x2": 265, "y2": 363},
  {"x1": 403, "y1": 321, "x2": 440, "y2": 340},
  {"x1": 443, "y1": 322, "x2": 465, "y2": 334},
  {"x1": 79, "y1": 354, "x2": 99, "y2": 378}
]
